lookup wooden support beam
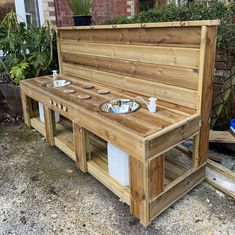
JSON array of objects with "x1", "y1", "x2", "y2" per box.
[
  {"x1": 196, "y1": 26, "x2": 218, "y2": 166},
  {"x1": 149, "y1": 155, "x2": 164, "y2": 199},
  {"x1": 73, "y1": 122, "x2": 88, "y2": 172},
  {"x1": 21, "y1": 92, "x2": 32, "y2": 127},
  {"x1": 44, "y1": 107, "x2": 56, "y2": 145},
  {"x1": 129, "y1": 157, "x2": 150, "y2": 226},
  {"x1": 206, "y1": 159, "x2": 235, "y2": 198},
  {"x1": 150, "y1": 165, "x2": 206, "y2": 220}
]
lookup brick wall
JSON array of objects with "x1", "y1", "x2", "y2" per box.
[{"x1": 42, "y1": 0, "x2": 139, "y2": 26}]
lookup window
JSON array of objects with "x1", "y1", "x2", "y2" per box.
[{"x1": 15, "y1": 0, "x2": 44, "y2": 27}]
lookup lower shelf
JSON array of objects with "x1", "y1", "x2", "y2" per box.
[
  {"x1": 87, "y1": 151, "x2": 131, "y2": 205},
  {"x1": 31, "y1": 117, "x2": 76, "y2": 161}
]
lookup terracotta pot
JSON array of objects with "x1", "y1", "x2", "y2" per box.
[{"x1": 0, "y1": 83, "x2": 23, "y2": 114}]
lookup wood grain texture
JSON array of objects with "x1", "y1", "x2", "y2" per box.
[
  {"x1": 57, "y1": 20, "x2": 220, "y2": 31},
  {"x1": 149, "y1": 155, "x2": 164, "y2": 199},
  {"x1": 59, "y1": 27, "x2": 201, "y2": 47},
  {"x1": 61, "y1": 41, "x2": 200, "y2": 69},
  {"x1": 129, "y1": 156, "x2": 150, "y2": 226},
  {"x1": 73, "y1": 122, "x2": 87, "y2": 172},
  {"x1": 62, "y1": 51, "x2": 199, "y2": 90},
  {"x1": 197, "y1": 26, "x2": 218, "y2": 166},
  {"x1": 62, "y1": 63, "x2": 198, "y2": 109},
  {"x1": 150, "y1": 165, "x2": 205, "y2": 220},
  {"x1": 146, "y1": 115, "x2": 200, "y2": 159},
  {"x1": 43, "y1": 107, "x2": 56, "y2": 145},
  {"x1": 20, "y1": 92, "x2": 32, "y2": 127}
]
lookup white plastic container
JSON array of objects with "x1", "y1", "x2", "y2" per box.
[
  {"x1": 38, "y1": 102, "x2": 60, "y2": 123},
  {"x1": 107, "y1": 142, "x2": 129, "y2": 186}
]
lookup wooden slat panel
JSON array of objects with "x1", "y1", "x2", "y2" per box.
[
  {"x1": 59, "y1": 27, "x2": 201, "y2": 47},
  {"x1": 60, "y1": 41, "x2": 200, "y2": 69},
  {"x1": 62, "y1": 63, "x2": 198, "y2": 109},
  {"x1": 62, "y1": 52, "x2": 199, "y2": 90}
]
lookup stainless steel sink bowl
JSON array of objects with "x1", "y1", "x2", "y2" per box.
[
  {"x1": 42, "y1": 80, "x2": 71, "y2": 88},
  {"x1": 99, "y1": 99, "x2": 141, "y2": 114}
]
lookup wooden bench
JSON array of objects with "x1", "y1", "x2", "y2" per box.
[{"x1": 20, "y1": 20, "x2": 219, "y2": 226}]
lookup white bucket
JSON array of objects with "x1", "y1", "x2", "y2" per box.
[
  {"x1": 107, "y1": 142, "x2": 129, "y2": 186},
  {"x1": 38, "y1": 102, "x2": 60, "y2": 123}
]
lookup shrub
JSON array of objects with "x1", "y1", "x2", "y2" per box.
[
  {"x1": 0, "y1": 12, "x2": 55, "y2": 85},
  {"x1": 106, "y1": 1, "x2": 235, "y2": 51}
]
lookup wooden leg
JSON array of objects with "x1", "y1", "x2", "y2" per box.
[
  {"x1": 129, "y1": 157, "x2": 150, "y2": 226},
  {"x1": 21, "y1": 93, "x2": 32, "y2": 127},
  {"x1": 149, "y1": 155, "x2": 164, "y2": 199},
  {"x1": 192, "y1": 135, "x2": 200, "y2": 168},
  {"x1": 73, "y1": 122, "x2": 87, "y2": 172},
  {"x1": 44, "y1": 107, "x2": 55, "y2": 146}
]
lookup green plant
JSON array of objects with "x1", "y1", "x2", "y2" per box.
[
  {"x1": 69, "y1": 0, "x2": 92, "y2": 15},
  {"x1": 106, "y1": 1, "x2": 235, "y2": 51},
  {"x1": 0, "y1": 11, "x2": 55, "y2": 85}
]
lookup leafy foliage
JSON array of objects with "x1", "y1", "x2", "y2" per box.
[
  {"x1": 106, "y1": 1, "x2": 235, "y2": 51},
  {"x1": 0, "y1": 12, "x2": 55, "y2": 85},
  {"x1": 69, "y1": 0, "x2": 92, "y2": 15}
]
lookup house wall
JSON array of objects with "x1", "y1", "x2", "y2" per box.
[{"x1": 41, "y1": 0, "x2": 139, "y2": 27}]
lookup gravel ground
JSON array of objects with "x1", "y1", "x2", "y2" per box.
[{"x1": 0, "y1": 125, "x2": 234, "y2": 235}]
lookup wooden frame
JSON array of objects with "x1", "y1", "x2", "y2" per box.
[{"x1": 20, "y1": 20, "x2": 219, "y2": 226}]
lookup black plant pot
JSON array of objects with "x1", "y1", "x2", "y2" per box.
[{"x1": 72, "y1": 15, "x2": 92, "y2": 26}]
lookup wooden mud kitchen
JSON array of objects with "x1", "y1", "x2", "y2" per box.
[{"x1": 20, "y1": 20, "x2": 219, "y2": 226}]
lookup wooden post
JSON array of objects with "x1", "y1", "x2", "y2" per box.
[
  {"x1": 44, "y1": 106, "x2": 56, "y2": 146},
  {"x1": 73, "y1": 122, "x2": 88, "y2": 172},
  {"x1": 196, "y1": 26, "x2": 218, "y2": 166},
  {"x1": 129, "y1": 156, "x2": 150, "y2": 226},
  {"x1": 21, "y1": 92, "x2": 32, "y2": 127},
  {"x1": 149, "y1": 155, "x2": 164, "y2": 199}
]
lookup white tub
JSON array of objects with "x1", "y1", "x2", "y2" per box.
[
  {"x1": 38, "y1": 102, "x2": 60, "y2": 123},
  {"x1": 107, "y1": 142, "x2": 129, "y2": 186}
]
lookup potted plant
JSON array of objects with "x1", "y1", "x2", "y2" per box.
[
  {"x1": 69, "y1": 0, "x2": 93, "y2": 26},
  {"x1": 0, "y1": 11, "x2": 55, "y2": 114}
]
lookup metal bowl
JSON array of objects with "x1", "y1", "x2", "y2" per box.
[
  {"x1": 99, "y1": 99, "x2": 141, "y2": 114},
  {"x1": 42, "y1": 80, "x2": 71, "y2": 88}
]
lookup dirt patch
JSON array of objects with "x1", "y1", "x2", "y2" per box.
[{"x1": 0, "y1": 125, "x2": 235, "y2": 235}]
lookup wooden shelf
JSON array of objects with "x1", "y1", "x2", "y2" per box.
[
  {"x1": 30, "y1": 117, "x2": 76, "y2": 161},
  {"x1": 87, "y1": 151, "x2": 131, "y2": 205}
]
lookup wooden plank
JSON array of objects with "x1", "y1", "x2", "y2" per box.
[
  {"x1": 146, "y1": 115, "x2": 200, "y2": 159},
  {"x1": 62, "y1": 51, "x2": 199, "y2": 90},
  {"x1": 129, "y1": 156, "x2": 150, "y2": 226},
  {"x1": 57, "y1": 20, "x2": 220, "y2": 30},
  {"x1": 59, "y1": 27, "x2": 201, "y2": 47},
  {"x1": 56, "y1": 29, "x2": 63, "y2": 73},
  {"x1": 209, "y1": 130, "x2": 235, "y2": 144},
  {"x1": 31, "y1": 117, "x2": 46, "y2": 136},
  {"x1": 87, "y1": 153, "x2": 130, "y2": 205},
  {"x1": 20, "y1": 92, "x2": 32, "y2": 127},
  {"x1": 43, "y1": 107, "x2": 55, "y2": 146},
  {"x1": 206, "y1": 160, "x2": 235, "y2": 198},
  {"x1": 149, "y1": 155, "x2": 164, "y2": 199},
  {"x1": 61, "y1": 41, "x2": 200, "y2": 69},
  {"x1": 63, "y1": 63, "x2": 198, "y2": 109},
  {"x1": 54, "y1": 136, "x2": 76, "y2": 162},
  {"x1": 150, "y1": 165, "x2": 205, "y2": 220},
  {"x1": 73, "y1": 123, "x2": 87, "y2": 172},
  {"x1": 197, "y1": 26, "x2": 218, "y2": 166}
]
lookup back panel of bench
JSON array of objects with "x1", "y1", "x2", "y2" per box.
[{"x1": 57, "y1": 22, "x2": 218, "y2": 110}]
